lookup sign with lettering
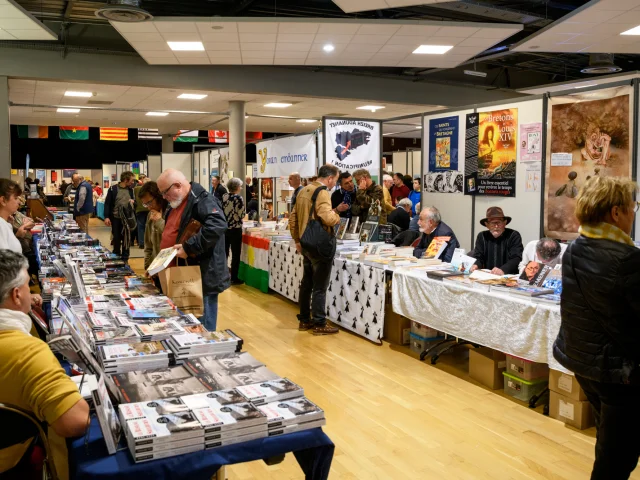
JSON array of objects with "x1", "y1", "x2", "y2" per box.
[
  {"x1": 428, "y1": 116, "x2": 459, "y2": 172},
  {"x1": 324, "y1": 118, "x2": 381, "y2": 179},
  {"x1": 255, "y1": 133, "x2": 316, "y2": 178}
]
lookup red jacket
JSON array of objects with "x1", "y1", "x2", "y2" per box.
[{"x1": 391, "y1": 184, "x2": 410, "y2": 206}]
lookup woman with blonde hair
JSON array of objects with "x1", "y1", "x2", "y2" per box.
[{"x1": 554, "y1": 176, "x2": 640, "y2": 480}]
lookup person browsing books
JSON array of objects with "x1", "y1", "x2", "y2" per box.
[
  {"x1": 138, "y1": 181, "x2": 168, "y2": 289},
  {"x1": 103, "y1": 171, "x2": 136, "y2": 264},
  {"x1": 157, "y1": 169, "x2": 230, "y2": 331},
  {"x1": 289, "y1": 165, "x2": 341, "y2": 336},
  {"x1": 0, "y1": 250, "x2": 89, "y2": 479},
  {"x1": 518, "y1": 237, "x2": 567, "y2": 274},
  {"x1": 388, "y1": 198, "x2": 412, "y2": 233},
  {"x1": 351, "y1": 168, "x2": 387, "y2": 225},
  {"x1": 413, "y1": 206, "x2": 459, "y2": 262},
  {"x1": 469, "y1": 206, "x2": 523, "y2": 275},
  {"x1": 554, "y1": 177, "x2": 640, "y2": 480},
  {"x1": 382, "y1": 175, "x2": 395, "y2": 215},
  {"x1": 331, "y1": 171, "x2": 355, "y2": 219},
  {"x1": 223, "y1": 178, "x2": 245, "y2": 285}
]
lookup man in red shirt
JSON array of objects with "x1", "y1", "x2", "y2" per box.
[
  {"x1": 391, "y1": 172, "x2": 410, "y2": 206},
  {"x1": 156, "y1": 169, "x2": 230, "y2": 331}
]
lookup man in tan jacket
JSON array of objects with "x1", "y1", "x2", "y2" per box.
[{"x1": 290, "y1": 164, "x2": 341, "y2": 335}]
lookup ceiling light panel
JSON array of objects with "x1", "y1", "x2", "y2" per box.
[
  {"x1": 57, "y1": 108, "x2": 80, "y2": 113},
  {"x1": 111, "y1": 17, "x2": 521, "y2": 69},
  {"x1": 513, "y1": 0, "x2": 640, "y2": 54},
  {"x1": 0, "y1": 0, "x2": 57, "y2": 40}
]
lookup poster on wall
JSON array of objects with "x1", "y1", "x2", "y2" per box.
[
  {"x1": 465, "y1": 109, "x2": 518, "y2": 197},
  {"x1": 260, "y1": 178, "x2": 273, "y2": 219},
  {"x1": 63, "y1": 169, "x2": 77, "y2": 178},
  {"x1": 520, "y1": 123, "x2": 542, "y2": 162},
  {"x1": 545, "y1": 86, "x2": 632, "y2": 240},
  {"x1": 324, "y1": 118, "x2": 380, "y2": 180},
  {"x1": 428, "y1": 116, "x2": 459, "y2": 172},
  {"x1": 255, "y1": 134, "x2": 316, "y2": 178},
  {"x1": 51, "y1": 171, "x2": 57, "y2": 183},
  {"x1": 464, "y1": 113, "x2": 479, "y2": 195},
  {"x1": 35, "y1": 169, "x2": 46, "y2": 185},
  {"x1": 424, "y1": 171, "x2": 463, "y2": 193}
]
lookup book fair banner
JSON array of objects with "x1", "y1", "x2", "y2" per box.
[
  {"x1": 324, "y1": 118, "x2": 381, "y2": 180},
  {"x1": 464, "y1": 109, "x2": 518, "y2": 197},
  {"x1": 545, "y1": 85, "x2": 633, "y2": 241},
  {"x1": 255, "y1": 133, "x2": 317, "y2": 178},
  {"x1": 238, "y1": 235, "x2": 270, "y2": 293},
  {"x1": 428, "y1": 116, "x2": 459, "y2": 172}
]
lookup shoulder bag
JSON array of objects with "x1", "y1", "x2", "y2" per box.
[{"x1": 300, "y1": 186, "x2": 336, "y2": 261}]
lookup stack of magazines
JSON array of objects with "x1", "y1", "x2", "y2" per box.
[
  {"x1": 98, "y1": 341, "x2": 171, "y2": 374},
  {"x1": 166, "y1": 330, "x2": 240, "y2": 361},
  {"x1": 236, "y1": 378, "x2": 304, "y2": 405},
  {"x1": 258, "y1": 397, "x2": 326, "y2": 437},
  {"x1": 135, "y1": 321, "x2": 186, "y2": 342}
]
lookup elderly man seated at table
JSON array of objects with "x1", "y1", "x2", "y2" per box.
[
  {"x1": 469, "y1": 206, "x2": 523, "y2": 275},
  {"x1": 518, "y1": 237, "x2": 567, "y2": 274},
  {"x1": 0, "y1": 250, "x2": 89, "y2": 479},
  {"x1": 413, "y1": 206, "x2": 459, "y2": 262},
  {"x1": 388, "y1": 198, "x2": 412, "y2": 232}
]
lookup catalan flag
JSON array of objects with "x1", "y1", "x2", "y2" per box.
[
  {"x1": 59, "y1": 126, "x2": 89, "y2": 140},
  {"x1": 100, "y1": 127, "x2": 128, "y2": 141},
  {"x1": 17, "y1": 125, "x2": 48, "y2": 139}
]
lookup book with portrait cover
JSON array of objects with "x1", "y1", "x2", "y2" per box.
[
  {"x1": 146, "y1": 247, "x2": 178, "y2": 276},
  {"x1": 424, "y1": 236, "x2": 450, "y2": 260}
]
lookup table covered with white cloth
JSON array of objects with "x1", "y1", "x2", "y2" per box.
[{"x1": 391, "y1": 269, "x2": 567, "y2": 372}]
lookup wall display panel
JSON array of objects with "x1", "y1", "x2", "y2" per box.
[
  {"x1": 147, "y1": 155, "x2": 161, "y2": 183},
  {"x1": 102, "y1": 164, "x2": 117, "y2": 189},
  {"x1": 545, "y1": 86, "x2": 633, "y2": 241},
  {"x1": 193, "y1": 152, "x2": 201, "y2": 187},
  {"x1": 161, "y1": 153, "x2": 192, "y2": 182},
  {"x1": 422, "y1": 109, "x2": 474, "y2": 251},
  {"x1": 324, "y1": 118, "x2": 381, "y2": 180},
  {"x1": 90, "y1": 170, "x2": 102, "y2": 184},
  {"x1": 255, "y1": 134, "x2": 317, "y2": 179},
  {"x1": 392, "y1": 151, "x2": 406, "y2": 176},
  {"x1": 411, "y1": 150, "x2": 421, "y2": 178},
  {"x1": 476, "y1": 99, "x2": 544, "y2": 247}
]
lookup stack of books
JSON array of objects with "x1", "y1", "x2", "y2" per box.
[
  {"x1": 189, "y1": 402, "x2": 268, "y2": 449},
  {"x1": 98, "y1": 341, "x2": 171, "y2": 374},
  {"x1": 236, "y1": 378, "x2": 304, "y2": 405},
  {"x1": 166, "y1": 330, "x2": 240, "y2": 361},
  {"x1": 135, "y1": 321, "x2": 185, "y2": 342},
  {"x1": 258, "y1": 397, "x2": 326, "y2": 436}
]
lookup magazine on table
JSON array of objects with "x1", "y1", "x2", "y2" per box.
[
  {"x1": 450, "y1": 248, "x2": 476, "y2": 274},
  {"x1": 257, "y1": 397, "x2": 325, "y2": 428},
  {"x1": 236, "y1": 378, "x2": 304, "y2": 405},
  {"x1": 146, "y1": 247, "x2": 178, "y2": 276}
]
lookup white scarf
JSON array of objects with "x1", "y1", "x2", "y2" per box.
[{"x1": 0, "y1": 308, "x2": 32, "y2": 335}]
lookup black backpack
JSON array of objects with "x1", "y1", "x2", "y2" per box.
[{"x1": 300, "y1": 186, "x2": 336, "y2": 261}]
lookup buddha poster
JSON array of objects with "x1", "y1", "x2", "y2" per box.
[{"x1": 545, "y1": 86, "x2": 632, "y2": 240}]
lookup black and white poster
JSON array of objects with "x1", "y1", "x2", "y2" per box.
[
  {"x1": 324, "y1": 118, "x2": 381, "y2": 180},
  {"x1": 424, "y1": 171, "x2": 464, "y2": 193},
  {"x1": 269, "y1": 241, "x2": 304, "y2": 303},
  {"x1": 326, "y1": 259, "x2": 385, "y2": 345}
]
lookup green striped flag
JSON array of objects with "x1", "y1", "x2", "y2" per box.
[
  {"x1": 59, "y1": 126, "x2": 89, "y2": 140},
  {"x1": 17, "y1": 125, "x2": 48, "y2": 139},
  {"x1": 173, "y1": 129, "x2": 198, "y2": 143}
]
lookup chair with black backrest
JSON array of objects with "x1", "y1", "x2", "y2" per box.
[{"x1": 0, "y1": 403, "x2": 58, "y2": 480}]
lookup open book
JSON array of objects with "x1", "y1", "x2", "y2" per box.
[{"x1": 147, "y1": 247, "x2": 178, "y2": 276}]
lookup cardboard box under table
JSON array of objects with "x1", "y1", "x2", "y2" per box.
[
  {"x1": 469, "y1": 347, "x2": 506, "y2": 390},
  {"x1": 549, "y1": 391, "x2": 595, "y2": 430}
]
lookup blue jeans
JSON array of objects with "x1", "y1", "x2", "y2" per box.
[
  {"x1": 200, "y1": 293, "x2": 219, "y2": 331},
  {"x1": 136, "y1": 211, "x2": 148, "y2": 248}
]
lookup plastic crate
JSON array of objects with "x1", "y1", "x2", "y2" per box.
[
  {"x1": 503, "y1": 371, "x2": 548, "y2": 402},
  {"x1": 409, "y1": 332, "x2": 444, "y2": 355},
  {"x1": 410, "y1": 321, "x2": 439, "y2": 339},
  {"x1": 505, "y1": 354, "x2": 549, "y2": 381}
]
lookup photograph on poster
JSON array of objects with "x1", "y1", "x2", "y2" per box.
[
  {"x1": 428, "y1": 116, "x2": 459, "y2": 171},
  {"x1": 424, "y1": 171, "x2": 464, "y2": 193},
  {"x1": 545, "y1": 87, "x2": 632, "y2": 240}
]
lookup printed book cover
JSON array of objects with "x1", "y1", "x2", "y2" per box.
[
  {"x1": 450, "y1": 248, "x2": 476, "y2": 274},
  {"x1": 424, "y1": 236, "x2": 450, "y2": 260},
  {"x1": 335, "y1": 218, "x2": 349, "y2": 239},
  {"x1": 92, "y1": 375, "x2": 122, "y2": 455},
  {"x1": 257, "y1": 397, "x2": 325, "y2": 427},
  {"x1": 147, "y1": 247, "x2": 178, "y2": 276},
  {"x1": 181, "y1": 389, "x2": 246, "y2": 410},
  {"x1": 236, "y1": 378, "x2": 304, "y2": 404}
]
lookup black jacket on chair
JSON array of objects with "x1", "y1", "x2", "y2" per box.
[{"x1": 554, "y1": 236, "x2": 640, "y2": 385}]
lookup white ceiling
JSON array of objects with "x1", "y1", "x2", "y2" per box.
[
  {"x1": 513, "y1": 0, "x2": 640, "y2": 54},
  {"x1": 111, "y1": 17, "x2": 522, "y2": 69},
  {"x1": 0, "y1": 0, "x2": 57, "y2": 40},
  {"x1": 332, "y1": 0, "x2": 457, "y2": 14},
  {"x1": 383, "y1": 119, "x2": 423, "y2": 138},
  {"x1": 8, "y1": 79, "x2": 442, "y2": 134},
  {"x1": 517, "y1": 71, "x2": 640, "y2": 94}
]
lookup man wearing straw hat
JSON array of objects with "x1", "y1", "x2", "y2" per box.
[{"x1": 469, "y1": 206, "x2": 523, "y2": 275}]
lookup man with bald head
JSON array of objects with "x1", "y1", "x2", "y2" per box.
[
  {"x1": 289, "y1": 172, "x2": 302, "y2": 207},
  {"x1": 157, "y1": 168, "x2": 230, "y2": 331}
]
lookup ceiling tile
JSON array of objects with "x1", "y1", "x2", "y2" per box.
[
  {"x1": 351, "y1": 34, "x2": 393, "y2": 45},
  {"x1": 0, "y1": 18, "x2": 39, "y2": 29},
  {"x1": 0, "y1": 30, "x2": 16, "y2": 40},
  {"x1": 313, "y1": 33, "x2": 354, "y2": 44},
  {"x1": 160, "y1": 33, "x2": 203, "y2": 42},
  {"x1": 378, "y1": 44, "x2": 412, "y2": 54},
  {"x1": 209, "y1": 22, "x2": 238, "y2": 33},
  {"x1": 344, "y1": 44, "x2": 382, "y2": 53},
  {"x1": 138, "y1": 50, "x2": 177, "y2": 58},
  {"x1": 154, "y1": 21, "x2": 197, "y2": 33},
  {"x1": 241, "y1": 43, "x2": 276, "y2": 52},
  {"x1": 0, "y1": 5, "x2": 24, "y2": 18},
  {"x1": 133, "y1": 41, "x2": 172, "y2": 51},
  {"x1": 145, "y1": 57, "x2": 180, "y2": 65},
  {"x1": 239, "y1": 33, "x2": 276, "y2": 43},
  {"x1": 331, "y1": 0, "x2": 388, "y2": 13},
  {"x1": 471, "y1": 28, "x2": 518, "y2": 39},
  {"x1": 238, "y1": 22, "x2": 278, "y2": 33},
  {"x1": 10, "y1": 29, "x2": 55, "y2": 40},
  {"x1": 278, "y1": 22, "x2": 319, "y2": 34},
  {"x1": 274, "y1": 59, "x2": 307, "y2": 65},
  {"x1": 173, "y1": 51, "x2": 209, "y2": 58},
  {"x1": 277, "y1": 33, "x2": 316, "y2": 43},
  {"x1": 276, "y1": 43, "x2": 312, "y2": 52},
  {"x1": 243, "y1": 58, "x2": 274, "y2": 65},
  {"x1": 177, "y1": 58, "x2": 211, "y2": 65},
  {"x1": 122, "y1": 32, "x2": 165, "y2": 42},
  {"x1": 204, "y1": 43, "x2": 241, "y2": 52},
  {"x1": 357, "y1": 24, "x2": 401, "y2": 35},
  {"x1": 394, "y1": 25, "x2": 441, "y2": 36},
  {"x1": 200, "y1": 32, "x2": 239, "y2": 42},
  {"x1": 274, "y1": 51, "x2": 309, "y2": 59},
  {"x1": 317, "y1": 23, "x2": 361, "y2": 35}
]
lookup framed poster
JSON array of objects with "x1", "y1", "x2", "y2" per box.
[
  {"x1": 545, "y1": 86, "x2": 632, "y2": 240},
  {"x1": 428, "y1": 116, "x2": 459, "y2": 171}
]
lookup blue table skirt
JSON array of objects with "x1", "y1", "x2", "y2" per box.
[{"x1": 69, "y1": 417, "x2": 335, "y2": 480}]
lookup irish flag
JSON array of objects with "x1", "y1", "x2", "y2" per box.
[
  {"x1": 174, "y1": 130, "x2": 198, "y2": 142},
  {"x1": 238, "y1": 234, "x2": 270, "y2": 293},
  {"x1": 17, "y1": 125, "x2": 48, "y2": 139},
  {"x1": 59, "y1": 126, "x2": 89, "y2": 140}
]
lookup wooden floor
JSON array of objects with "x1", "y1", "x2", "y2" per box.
[{"x1": 126, "y1": 256, "x2": 638, "y2": 480}]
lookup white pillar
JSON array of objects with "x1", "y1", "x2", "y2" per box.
[
  {"x1": 161, "y1": 134, "x2": 174, "y2": 154},
  {"x1": 229, "y1": 101, "x2": 246, "y2": 203},
  {"x1": 0, "y1": 77, "x2": 10, "y2": 178}
]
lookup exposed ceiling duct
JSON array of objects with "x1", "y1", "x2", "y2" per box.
[
  {"x1": 95, "y1": 0, "x2": 153, "y2": 23},
  {"x1": 580, "y1": 54, "x2": 622, "y2": 75}
]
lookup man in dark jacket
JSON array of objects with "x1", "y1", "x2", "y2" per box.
[
  {"x1": 104, "y1": 171, "x2": 136, "y2": 263},
  {"x1": 331, "y1": 171, "x2": 355, "y2": 219},
  {"x1": 413, "y1": 206, "x2": 459, "y2": 262},
  {"x1": 211, "y1": 176, "x2": 228, "y2": 204},
  {"x1": 469, "y1": 206, "x2": 523, "y2": 275},
  {"x1": 72, "y1": 174, "x2": 93, "y2": 233},
  {"x1": 387, "y1": 198, "x2": 412, "y2": 233},
  {"x1": 158, "y1": 169, "x2": 230, "y2": 331},
  {"x1": 554, "y1": 177, "x2": 640, "y2": 480}
]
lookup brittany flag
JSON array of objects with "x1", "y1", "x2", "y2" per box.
[
  {"x1": 99, "y1": 127, "x2": 128, "y2": 141},
  {"x1": 17, "y1": 125, "x2": 48, "y2": 139}
]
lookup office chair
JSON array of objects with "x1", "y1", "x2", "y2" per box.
[{"x1": 0, "y1": 403, "x2": 58, "y2": 480}]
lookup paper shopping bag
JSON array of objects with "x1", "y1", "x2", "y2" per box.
[{"x1": 158, "y1": 265, "x2": 204, "y2": 317}]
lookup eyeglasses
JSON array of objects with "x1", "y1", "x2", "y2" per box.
[
  {"x1": 487, "y1": 219, "x2": 505, "y2": 227},
  {"x1": 160, "y1": 183, "x2": 179, "y2": 197},
  {"x1": 141, "y1": 198, "x2": 155, "y2": 208}
]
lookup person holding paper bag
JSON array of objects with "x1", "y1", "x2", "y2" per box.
[{"x1": 156, "y1": 169, "x2": 229, "y2": 331}]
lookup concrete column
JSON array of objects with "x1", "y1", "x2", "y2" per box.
[
  {"x1": 161, "y1": 134, "x2": 174, "y2": 155},
  {"x1": 0, "y1": 77, "x2": 10, "y2": 178},
  {"x1": 229, "y1": 101, "x2": 246, "y2": 204}
]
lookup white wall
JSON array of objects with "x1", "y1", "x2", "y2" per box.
[
  {"x1": 475, "y1": 99, "x2": 544, "y2": 247},
  {"x1": 102, "y1": 164, "x2": 117, "y2": 188},
  {"x1": 147, "y1": 155, "x2": 161, "y2": 182},
  {"x1": 422, "y1": 109, "x2": 475, "y2": 251},
  {"x1": 193, "y1": 152, "x2": 201, "y2": 187},
  {"x1": 161, "y1": 153, "x2": 192, "y2": 182}
]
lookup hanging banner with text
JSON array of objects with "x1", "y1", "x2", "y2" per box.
[
  {"x1": 324, "y1": 118, "x2": 381, "y2": 179},
  {"x1": 465, "y1": 109, "x2": 518, "y2": 197},
  {"x1": 428, "y1": 115, "x2": 459, "y2": 172},
  {"x1": 255, "y1": 133, "x2": 317, "y2": 178}
]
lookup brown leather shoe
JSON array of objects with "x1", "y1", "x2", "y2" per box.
[
  {"x1": 298, "y1": 322, "x2": 314, "y2": 331},
  {"x1": 312, "y1": 324, "x2": 339, "y2": 335}
]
